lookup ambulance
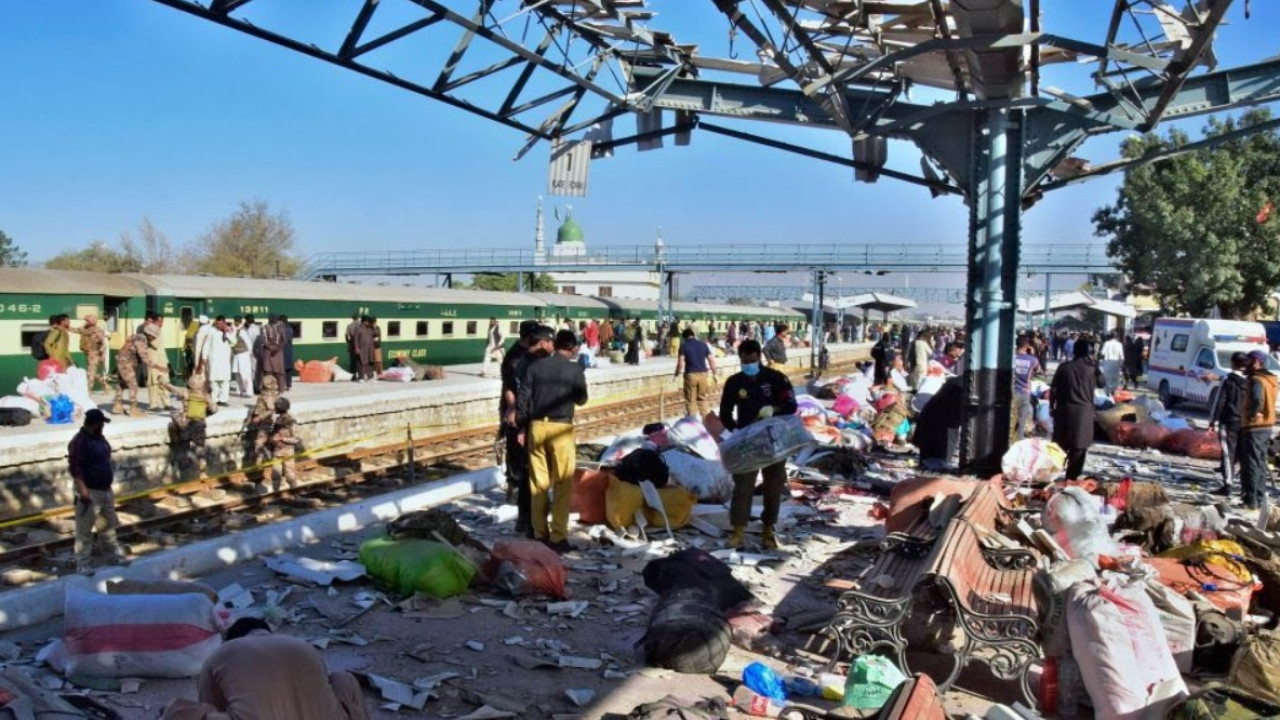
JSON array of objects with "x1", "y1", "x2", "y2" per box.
[{"x1": 1147, "y1": 318, "x2": 1279, "y2": 408}]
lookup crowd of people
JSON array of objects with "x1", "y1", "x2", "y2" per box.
[
  {"x1": 36, "y1": 311, "x2": 297, "y2": 417},
  {"x1": 518, "y1": 316, "x2": 813, "y2": 370}
]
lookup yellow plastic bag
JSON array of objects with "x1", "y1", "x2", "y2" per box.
[
  {"x1": 605, "y1": 476, "x2": 695, "y2": 531},
  {"x1": 1157, "y1": 539, "x2": 1254, "y2": 585}
]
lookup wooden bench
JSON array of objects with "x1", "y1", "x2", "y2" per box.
[
  {"x1": 921, "y1": 515, "x2": 1040, "y2": 706},
  {"x1": 817, "y1": 484, "x2": 1041, "y2": 707}
]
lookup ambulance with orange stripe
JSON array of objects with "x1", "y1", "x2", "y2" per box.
[{"x1": 1147, "y1": 318, "x2": 1280, "y2": 409}]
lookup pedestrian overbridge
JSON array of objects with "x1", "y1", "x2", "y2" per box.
[{"x1": 298, "y1": 243, "x2": 1115, "y2": 281}]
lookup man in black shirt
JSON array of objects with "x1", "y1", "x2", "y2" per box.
[
  {"x1": 1208, "y1": 351, "x2": 1249, "y2": 498},
  {"x1": 518, "y1": 330, "x2": 588, "y2": 552},
  {"x1": 719, "y1": 340, "x2": 797, "y2": 550},
  {"x1": 68, "y1": 409, "x2": 125, "y2": 573},
  {"x1": 500, "y1": 320, "x2": 541, "y2": 535}
]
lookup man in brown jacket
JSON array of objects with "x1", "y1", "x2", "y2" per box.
[{"x1": 1240, "y1": 350, "x2": 1277, "y2": 511}]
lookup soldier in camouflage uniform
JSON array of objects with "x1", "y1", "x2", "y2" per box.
[
  {"x1": 169, "y1": 370, "x2": 214, "y2": 477},
  {"x1": 112, "y1": 329, "x2": 156, "y2": 417},
  {"x1": 72, "y1": 314, "x2": 109, "y2": 393},
  {"x1": 243, "y1": 375, "x2": 278, "y2": 469},
  {"x1": 270, "y1": 396, "x2": 301, "y2": 492}
]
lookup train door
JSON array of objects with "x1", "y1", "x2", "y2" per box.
[
  {"x1": 101, "y1": 296, "x2": 132, "y2": 378},
  {"x1": 178, "y1": 305, "x2": 194, "y2": 377}
]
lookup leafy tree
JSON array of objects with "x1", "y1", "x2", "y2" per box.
[
  {"x1": 1094, "y1": 109, "x2": 1280, "y2": 318},
  {"x1": 0, "y1": 231, "x2": 27, "y2": 267},
  {"x1": 468, "y1": 272, "x2": 557, "y2": 292},
  {"x1": 187, "y1": 201, "x2": 302, "y2": 278},
  {"x1": 46, "y1": 240, "x2": 140, "y2": 273}
]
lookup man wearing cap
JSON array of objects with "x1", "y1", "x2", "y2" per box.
[
  {"x1": 501, "y1": 321, "x2": 544, "y2": 535},
  {"x1": 517, "y1": 329, "x2": 588, "y2": 552},
  {"x1": 72, "y1": 314, "x2": 109, "y2": 393},
  {"x1": 1240, "y1": 350, "x2": 1277, "y2": 510},
  {"x1": 67, "y1": 409, "x2": 125, "y2": 573}
]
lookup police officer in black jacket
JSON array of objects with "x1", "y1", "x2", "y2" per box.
[{"x1": 500, "y1": 320, "x2": 541, "y2": 535}]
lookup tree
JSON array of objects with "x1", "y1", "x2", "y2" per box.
[
  {"x1": 46, "y1": 240, "x2": 141, "y2": 273},
  {"x1": 120, "y1": 217, "x2": 179, "y2": 274},
  {"x1": 0, "y1": 231, "x2": 27, "y2": 267},
  {"x1": 187, "y1": 201, "x2": 302, "y2": 278},
  {"x1": 468, "y1": 272, "x2": 557, "y2": 292},
  {"x1": 1094, "y1": 108, "x2": 1280, "y2": 318}
]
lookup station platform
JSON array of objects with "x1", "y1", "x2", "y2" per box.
[{"x1": 0, "y1": 343, "x2": 872, "y2": 521}]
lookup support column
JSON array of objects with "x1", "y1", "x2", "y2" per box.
[
  {"x1": 517, "y1": 272, "x2": 526, "y2": 293},
  {"x1": 810, "y1": 270, "x2": 823, "y2": 370},
  {"x1": 961, "y1": 108, "x2": 1024, "y2": 474},
  {"x1": 1043, "y1": 273, "x2": 1052, "y2": 331}
]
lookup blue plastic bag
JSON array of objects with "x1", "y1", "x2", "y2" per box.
[
  {"x1": 743, "y1": 661, "x2": 788, "y2": 701},
  {"x1": 47, "y1": 395, "x2": 74, "y2": 425}
]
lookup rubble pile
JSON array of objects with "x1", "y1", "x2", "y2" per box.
[{"x1": 6, "y1": 366, "x2": 1280, "y2": 719}]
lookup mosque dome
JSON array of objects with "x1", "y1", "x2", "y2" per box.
[{"x1": 556, "y1": 212, "x2": 585, "y2": 245}]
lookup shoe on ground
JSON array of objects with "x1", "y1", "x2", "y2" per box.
[
  {"x1": 761, "y1": 526, "x2": 779, "y2": 550},
  {"x1": 726, "y1": 526, "x2": 746, "y2": 550},
  {"x1": 1212, "y1": 485, "x2": 1232, "y2": 497},
  {"x1": 543, "y1": 539, "x2": 574, "y2": 554}
]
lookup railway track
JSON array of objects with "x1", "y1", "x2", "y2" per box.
[{"x1": 0, "y1": 360, "x2": 862, "y2": 586}]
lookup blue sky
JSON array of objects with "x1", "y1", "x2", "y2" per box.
[{"x1": 1, "y1": 1, "x2": 1276, "y2": 266}]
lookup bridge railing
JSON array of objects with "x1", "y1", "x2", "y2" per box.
[{"x1": 298, "y1": 243, "x2": 1113, "y2": 280}]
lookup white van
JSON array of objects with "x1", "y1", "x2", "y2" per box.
[{"x1": 1148, "y1": 318, "x2": 1278, "y2": 407}]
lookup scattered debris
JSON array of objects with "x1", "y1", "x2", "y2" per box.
[{"x1": 263, "y1": 553, "x2": 366, "y2": 586}]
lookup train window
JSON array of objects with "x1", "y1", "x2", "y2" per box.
[
  {"x1": 416, "y1": 321, "x2": 429, "y2": 337},
  {"x1": 466, "y1": 321, "x2": 478, "y2": 336},
  {"x1": 322, "y1": 321, "x2": 338, "y2": 339},
  {"x1": 180, "y1": 306, "x2": 194, "y2": 331},
  {"x1": 19, "y1": 324, "x2": 45, "y2": 349},
  {"x1": 104, "y1": 305, "x2": 119, "y2": 333},
  {"x1": 509, "y1": 321, "x2": 519, "y2": 335},
  {"x1": 442, "y1": 321, "x2": 454, "y2": 336},
  {"x1": 387, "y1": 321, "x2": 401, "y2": 337},
  {"x1": 288, "y1": 321, "x2": 302, "y2": 339}
]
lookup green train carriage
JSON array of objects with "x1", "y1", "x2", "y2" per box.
[
  {"x1": 130, "y1": 275, "x2": 543, "y2": 372},
  {"x1": 0, "y1": 269, "x2": 149, "y2": 391},
  {"x1": 529, "y1": 292, "x2": 612, "y2": 330}
]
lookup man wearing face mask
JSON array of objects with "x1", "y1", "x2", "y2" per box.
[{"x1": 718, "y1": 339, "x2": 797, "y2": 550}]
